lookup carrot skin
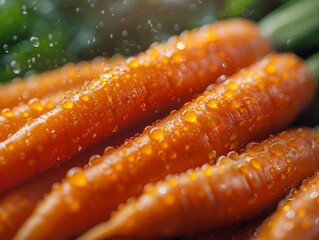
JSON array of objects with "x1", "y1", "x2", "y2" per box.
[
  {"x1": 0, "y1": 19, "x2": 271, "y2": 193},
  {"x1": 0, "y1": 57, "x2": 122, "y2": 110},
  {"x1": 253, "y1": 167, "x2": 319, "y2": 239},
  {"x1": 14, "y1": 53, "x2": 315, "y2": 240},
  {"x1": 0, "y1": 90, "x2": 67, "y2": 141},
  {"x1": 80, "y1": 128, "x2": 319, "y2": 239},
  {"x1": 0, "y1": 124, "x2": 144, "y2": 240}
]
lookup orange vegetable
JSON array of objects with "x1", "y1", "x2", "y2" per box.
[
  {"x1": 14, "y1": 53, "x2": 314, "y2": 240},
  {"x1": 79, "y1": 128, "x2": 319, "y2": 239},
  {"x1": 253, "y1": 167, "x2": 319, "y2": 239},
  {"x1": 0, "y1": 125, "x2": 142, "y2": 240},
  {"x1": 0, "y1": 19, "x2": 270, "y2": 193},
  {"x1": 0, "y1": 90, "x2": 66, "y2": 141},
  {"x1": 0, "y1": 57, "x2": 122, "y2": 110}
]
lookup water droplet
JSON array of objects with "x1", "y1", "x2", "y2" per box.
[
  {"x1": 158, "y1": 186, "x2": 167, "y2": 195},
  {"x1": 149, "y1": 128, "x2": 164, "y2": 141},
  {"x1": 10, "y1": 60, "x2": 21, "y2": 74},
  {"x1": 250, "y1": 158, "x2": 262, "y2": 170},
  {"x1": 269, "y1": 143, "x2": 283, "y2": 157},
  {"x1": 310, "y1": 191, "x2": 319, "y2": 199},
  {"x1": 176, "y1": 41, "x2": 185, "y2": 50},
  {"x1": 206, "y1": 99, "x2": 218, "y2": 109},
  {"x1": 141, "y1": 144, "x2": 152, "y2": 155},
  {"x1": 239, "y1": 165, "x2": 249, "y2": 175},
  {"x1": 286, "y1": 210, "x2": 295, "y2": 219},
  {"x1": 30, "y1": 36, "x2": 39, "y2": 47},
  {"x1": 127, "y1": 57, "x2": 139, "y2": 68},
  {"x1": 1, "y1": 109, "x2": 13, "y2": 118},
  {"x1": 227, "y1": 151, "x2": 239, "y2": 160},
  {"x1": 30, "y1": 100, "x2": 44, "y2": 111},
  {"x1": 67, "y1": 168, "x2": 88, "y2": 187},
  {"x1": 181, "y1": 110, "x2": 197, "y2": 123},
  {"x1": 21, "y1": 5, "x2": 27, "y2": 15},
  {"x1": 265, "y1": 64, "x2": 276, "y2": 74},
  {"x1": 3, "y1": 44, "x2": 8, "y2": 53},
  {"x1": 61, "y1": 100, "x2": 74, "y2": 109},
  {"x1": 80, "y1": 94, "x2": 89, "y2": 101}
]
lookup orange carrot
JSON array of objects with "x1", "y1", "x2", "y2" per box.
[
  {"x1": 79, "y1": 128, "x2": 319, "y2": 239},
  {"x1": 0, "y1": 124, "x2": 144, "y2": 240},
  {"x1": 0, "y1": 19, "x2": 270, "y2": 193},
  {"x1": 0, "y1": 90, "x2": 66, "y2": 141},
  {"x1": 0, "y1": 56, "x2": 123, "y2": 110},
  {"x1": 253, "y1": 166, "x2": 319, "y2": 240},
  {"x1": 14, "y1": 53, "x2": 314, "y2": 240}
]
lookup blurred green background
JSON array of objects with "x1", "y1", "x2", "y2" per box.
[{"x1": 0, "y1": 0, "x2": 317, "y2": 83}]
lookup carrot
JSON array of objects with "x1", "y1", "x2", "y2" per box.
[
  {"x1": 0, "y1": 156, "x2": 87, "y2": 240},
  {"x1": 0, "y1": 56, "x2": 123, "y2": 110},
  {"x1": 0, "y1": 124, "x2": 144, "y2": 240},
  {"x1": 14, "y1": 53, "x2": 314, "y2": 240},
  {"x1": 0, "y1": 19, "x2": 271, "y2": 193},
  {"x1": 79, "y1": 127, "x2": 319, "y2": 239},
  {"x1": 0, "y1": 90, "x2": 67, "y2": 141},
  {"x1": 253, "y1": 166, "x2": 319, "y2": 239}
]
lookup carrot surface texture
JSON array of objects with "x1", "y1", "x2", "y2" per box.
[
  {"x1": 0, "y1": 56, "x2": 123, "y2": 110},
  {"x1": 0, "y1": 124, "x2": 141, "y2": 240},
  {"x1": 0, "y1": 19, "x2": 271, "y2": 194},
  {"x1": 253, "y1": 165, "x2": 319, "y2": 240},
  {"x1": 0, "y1": 90, "x2": 67, "y2": 141},
  {"x1": 80, "y1": 128, "x2": 319, "y2": 239},
  {"x1": 14, "y1": 53, "x2": 315, "y2": 240}
]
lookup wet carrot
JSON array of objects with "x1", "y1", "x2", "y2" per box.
[
  {"x1": 0, "y1": 90, "x2": 67, "y2": 141},
  {"x1": 0, "y1": 56, "x2": 123, "y2": 110},
  {"x1": 0, "y1": 156, "x2": 87, "y2": 240},
  {"x1": 79, "y1": 128, "x2": 319, "y2": 239},
  {"x1": 253, "y1": 167, "x2": 319, "y2": 239},
  {"x1": 0, "y1": 124, "x2": 144, "y2": 240},
  {"x1": 0, "y1": 19, "x2": 270, "y2": 193},
  {"x1": 14, "y1": 53, "x2": 314, "y2": 240}
]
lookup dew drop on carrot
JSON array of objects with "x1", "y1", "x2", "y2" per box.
[
  {"x1": 67, "y1": 168, "x2": 88, "y2": 187},
  {"x1": 127, "y1": 57, "x2": 139, "y2": 68},
  {"x1": 88, "y1": 154, "x2": 102, "y2": 166},
  {"x1": 269, "y1": 143, "x2": 284, "y2": 157},
  {"x1": 1, "y1": 109, "x2": 13, "y2": 118},
  {"x1": 22, "y1": 111, "x2": 29, "y2": 117},
  {"x1": 204, "y1": 167, "x2": 213, "y2": 176},
  {"x1": 265, "y1": 64, "x2": 276, "y2": 74},
  {"x1": 80, "y1": 94, "x2": 89, "y2": 102},
  {"x1": 227, "y1": 151, "x2": 239, "y2": 160},
  {"x1": 222, "y1": 90, "x2": 232, "y2": 99},
  {"x1": 141, "y1": 145, "x2": 152, "y2": 155},
  {"x1": 239, "y1": 165, "x2": 249, "y2": 175},
  {"x1": 296, "y1": 129, "x2": 306, "y2": 138},
  {"x1": 227, "y1": 81, "x2": 238, "y2": 91},
  {"x1": 30, "y1": 100, "x2": 44, "y2": 112},
  {"x1": 158, "y1": 186, "x2": 167, "y2": 195},
  {"x1": 62, "y1": 100, "x2": 74, "y2": 110},
  {"x1": 149, "y1": 128, "x2": 164, "y2": 141},
  {"x1": 205, "y1": 99, "x2": 218, "y2": 109},
  {"x1": 250, "y1": 158, "x2": 262, "y2": 170},
  {"x1": 181, "y1": 110, "x2": 197, "y2": 123},
  {"x1": 188, "y1": 171, "x2": 197, "y2": 180}
]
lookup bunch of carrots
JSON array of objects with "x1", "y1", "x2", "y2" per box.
[{"x1": 1, "y1": 1, "x2": 319, "y2": 239}]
